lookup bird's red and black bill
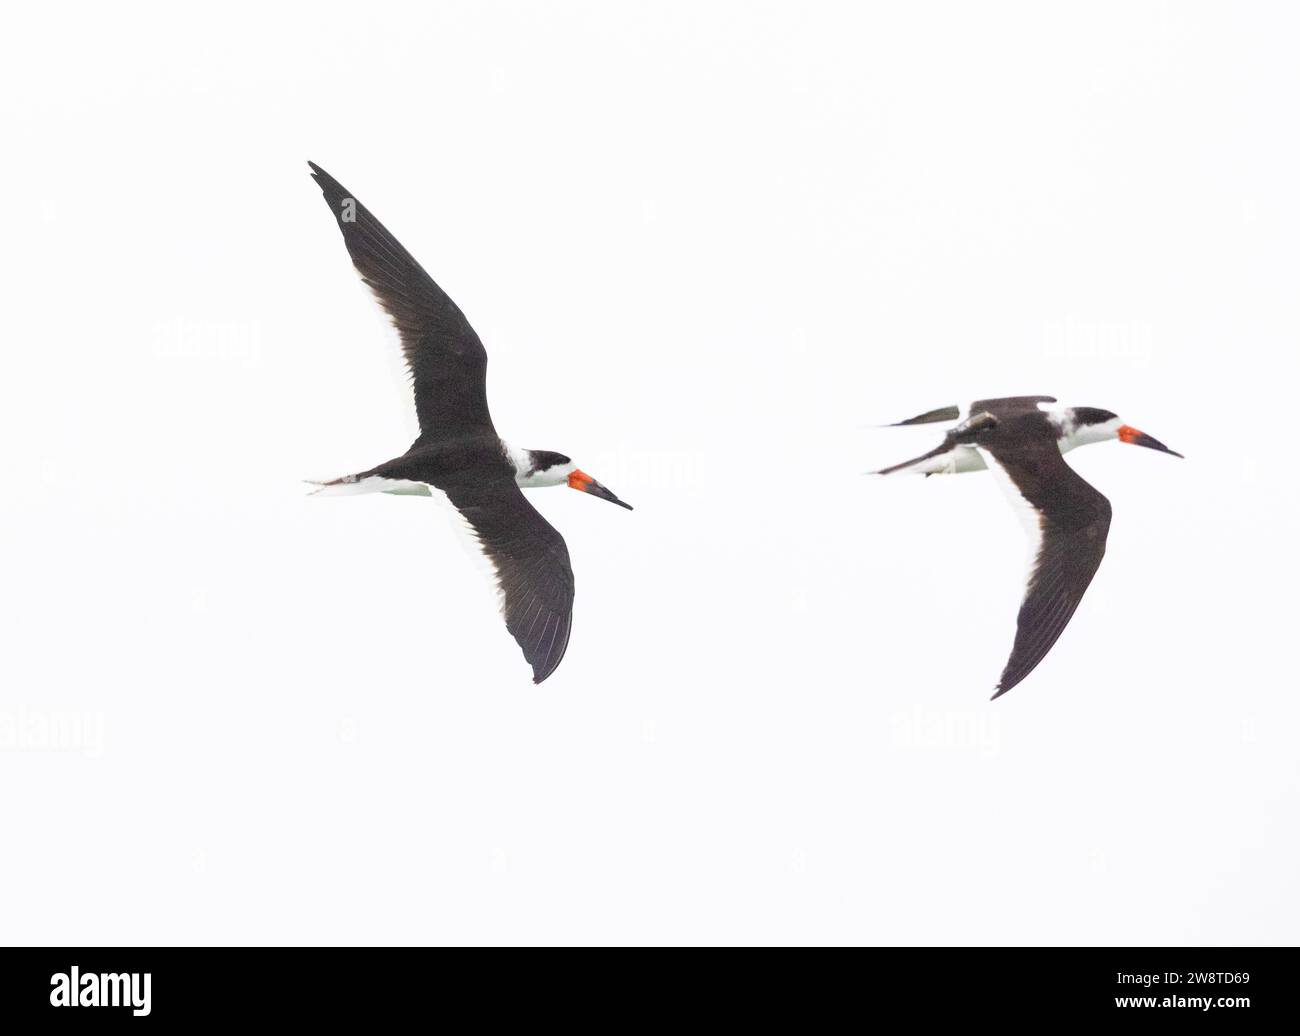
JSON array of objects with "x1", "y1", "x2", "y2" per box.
[
  {"x1": 1118, "y1": 425, "x2": 1183, "y2": 458},
  {"x1": 568, "y1": 470, "x2": 633, "y2": 510}
]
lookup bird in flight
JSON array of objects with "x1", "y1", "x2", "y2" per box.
[
  {"x1": 306, "y1": 162, "x2": 631, "y2": 684},
  {"x1": 874, "y1": 396, "x2": 1181, "y2": 698}
]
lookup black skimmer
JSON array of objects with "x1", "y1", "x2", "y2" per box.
[
  {"x1": 306, "y1": 162, "x2": 631, "y2": 684},
  {"x1": 874, "y1": 396, "x2": 1182, "y2": 698}
]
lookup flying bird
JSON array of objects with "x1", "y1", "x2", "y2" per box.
[
  {"x1": 874, "y1": 396, "x2": 1181, "y2": 698},
  {"x1": 306, "y1": 162, "x2": 631, "y2": 684}
]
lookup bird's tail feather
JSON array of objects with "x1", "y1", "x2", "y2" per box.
[
  {"x1": 306, "y1": 474, "x2": 376, "y2": 497},
  {"x1": 305, "y1": 474, "x2": 432, "y2": 497}
]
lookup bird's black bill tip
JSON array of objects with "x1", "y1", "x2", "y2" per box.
[
  {"x1": 568, "y1": 471, "x2": 633, "y2": 510},
  {"x1": 1135, "y1": 434, "x2": 1183, "y2": 459},
  {"x1": 597, "y1": 488, "x2": 634, "y2": 510},
  {"x1": 1120, "y1": 425, "x2": 1184, "y2": 459}
]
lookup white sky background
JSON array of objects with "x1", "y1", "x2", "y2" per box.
[{"x1": 2, "y1": 1, "x2": 1297, "y2": 945}]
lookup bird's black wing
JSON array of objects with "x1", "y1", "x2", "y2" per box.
[
  {"x1": 442, "y1": 477, "x2": 576, "y2": 684},
  {"x1": 873, "y1": 441, "x2": 958, "y2": 475},
  {"x1": 978, "y1": 438, "x2": 1112, "y2": 698},
  {"x1": 971, "y1": 395, "x2": 1057, "y2": 419},
  {"x1": 887, "y1": 397, "x2": 1056, "y2": 427},
  {"x1": 888, "y1": 404, "x2": 962, "y2": 426},
  {"x1": 308, "y1": 162, "x2": 495, "y2": 442}
]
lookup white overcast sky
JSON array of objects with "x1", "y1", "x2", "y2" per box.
[{"x1": 2, "y1": 1, "x2": 1297, "y2": 945}]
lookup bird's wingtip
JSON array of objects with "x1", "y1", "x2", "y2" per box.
[
  {"x1": 306, "y1": 161, "x2": 335, "y2": 186},
  {"x1": 991, "y1": 668, "x2": 1030, "y2": 699}
]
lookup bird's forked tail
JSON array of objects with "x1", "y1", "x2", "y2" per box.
[{"x1": 305, "y1": 473, "x2": 432, "y2": 497}]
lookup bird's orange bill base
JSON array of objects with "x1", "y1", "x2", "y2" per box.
[
  {"x1": 1119, "y1": 425, "x2": 1184, "y2": 458},
  {"x1": 568, "y1": 470, "x2": 633, "y2": 510}
]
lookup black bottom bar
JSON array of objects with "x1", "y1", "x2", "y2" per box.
[{"x1": 0, "y1": 946, "x2": 1290, "y2": 1026}]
